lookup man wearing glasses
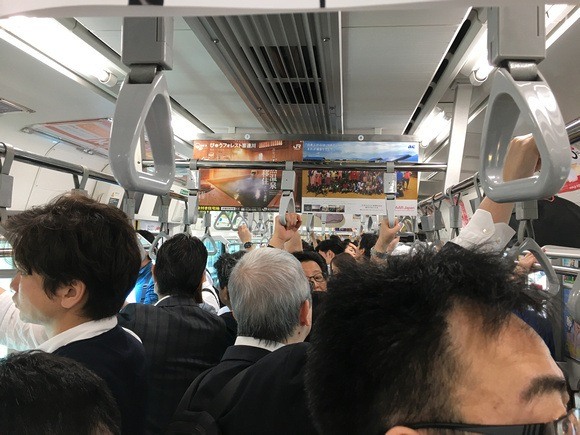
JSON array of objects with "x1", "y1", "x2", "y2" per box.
[
  {"x1": 306, "y1": 136, "x2": 576, "y2": 435},
  {"x1": 293, "y1": 251, "x2": 328, "y2": 292},
  {"x1": 305, "y1": 245, "x2": 574, "y2": 435}
]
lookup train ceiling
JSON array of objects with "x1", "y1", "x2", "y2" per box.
[{"x1": 0, "y1": 5, "x2": 578, "y2": 199}]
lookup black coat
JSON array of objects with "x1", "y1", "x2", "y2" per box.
[
  {"x1": 118, "y1": 296, "x2": 230, "y2": 434},
  {"x1": 54, "y1": 325, "x2": 148, "y2": 435}
]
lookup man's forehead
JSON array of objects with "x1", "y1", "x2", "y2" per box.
[{"x1": 302, "y1": 261, "x2": 322, "y2": 274}]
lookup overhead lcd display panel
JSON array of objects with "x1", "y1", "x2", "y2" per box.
[
  {"x1": 193, "y1": 139, "x2": 303, "y2": 212},
  {"x1": 301, "y1": 141, "x2": 420, "y2": 216}
]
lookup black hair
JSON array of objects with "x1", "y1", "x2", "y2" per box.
[
  {"x1": 329, "y1": 234, "x2": 342, "y2": 244},
  {"x1": 306, "y1": 244, "x2": 545, "y2": 435},
  {"x1": 154, "y1": 233, "x2": 207, "y2": 301},
  {"x1": 301, "y1": 240, "x2": 315, "y2": 252},
  {"x1": 137, "y1": 229, "x2": 155, "y2": 244},
  {"x1": 293, "y1": 251, "x2": 328, "y2": 278},
  {"x1": 215, "y1": 250, "x2": 247, "y2": 290},
  {"x1": 330, "y1": 252, "x2": 358, "y2": 275},
  {"x1": 5, "y1": 194, "x2": 141, "y2": 320},
  {"x1": 358, "y1": 233, "x2": 379, "y2": 258},
  {"x1": 0, "y1": 350, "x2": 121, "y2": 434},
  {"x1": 316, "y1": 239, "x2": 345, "y2": 256}
]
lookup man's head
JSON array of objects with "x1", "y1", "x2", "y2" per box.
[
  {"x1": 357, "y1": 232, "x2": 378, "y2": 259},
  {"x1": 293, "y1": 251, "x2": 328, "y2": 292},
  {"x1": 7, "y1": 194, "x2": 140, "y2": 324},
  {"x1": 153, "y1": 233, "x2": 207, "y2": 301},
  {"x1": 0, "y1": 350, "x2": 121, "y2": 434},
  {"x1": 229, "y1": 247, "x2": 312, "y2": 344},
  {"x1": 306, "y1": 245, "x2": 566, "y2": 435},
  {"x1": 215, "y1": 250, "x2": 247, "y2": 308},
  {"x1": 316, "y1": 239, "x2": 345, "y2": 264}
]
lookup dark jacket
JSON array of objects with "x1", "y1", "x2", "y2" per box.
[
  {"x1": 118, "y1": 296, "x2": 230, "y2": 434},
  {"x1": 54, "y1": 325, "x2": 148, "y2": 435}
]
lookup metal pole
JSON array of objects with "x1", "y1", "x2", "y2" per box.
[
  {"x1": 0, "y1": 142, "x2": 117, "y2": 185},
  {"x1": 142, "y1": 159, "x2": 447, "y2": 172}
]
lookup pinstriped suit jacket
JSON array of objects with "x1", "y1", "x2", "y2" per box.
[{"x1": 118, "y1": 296, "x2": 231, "y2": 434}]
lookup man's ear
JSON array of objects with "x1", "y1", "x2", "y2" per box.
[
  {"x1": 57, "y1": 280, "x2": 87, "y2": 310},
  {"x1": 385, "y1": 427, "x2": 420, "y2": 435},
  {"x1": 151, "y1": 264, "x2": 157, "y2": 283},
  {"x1": 299, "y1": 299, "x2": 312, "y2": 327}
]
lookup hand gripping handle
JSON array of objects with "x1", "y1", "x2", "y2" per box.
[
  {"x1": 278, "y1": 166, "x2": 296, "y2": 227},
  {"x1": 509, "y1": 238, "x2": 560, "y2": 296},
  {"x1": 110, "y1": 72, "x2": 176, "y2": 196},
  {"x1": 480, "y1": 68, "x2": 570, "y2": 202}
]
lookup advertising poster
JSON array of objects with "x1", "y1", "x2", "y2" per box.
[
  {"x1": 193, "y1": 140, "x2": 303, "y2": 211},
  {"x1": 301, "y1": 141, "x2": 419, "y2": 215},
  {"x1": 560, "y1": 146, "x2": 580, "y2": 194},
  {"x1": 29, "y1": 118, "x2": 113, "y2": 157}
]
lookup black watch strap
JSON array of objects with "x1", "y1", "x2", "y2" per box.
[{"x1": 243, "y1": 241, "x2": 253, "y2": 249}]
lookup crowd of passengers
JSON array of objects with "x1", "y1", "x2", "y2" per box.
[{"x1": 0, "y1": 136, "x2": 575, "y2": 435}]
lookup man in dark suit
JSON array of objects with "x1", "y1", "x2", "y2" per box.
[
  {"x1": 178, "y1": 238, "x2": 316, "y2": 434},
  {"x1": 118, "y1": 233, "x2": 230, "y2": 434},
  {"x1": 0, "y1": 195, "x2": 147, "y2": 434},
  {"x1": 214, "y1": 250, "x2": 246, "y2": 343}
]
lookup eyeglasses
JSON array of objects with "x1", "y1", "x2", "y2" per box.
[
  {"x1": 307, "y1": 274, "x2": 326, "y2": 284},
  {"x1": 406, "y1": 408, "x2": 580, "y2": 434}
]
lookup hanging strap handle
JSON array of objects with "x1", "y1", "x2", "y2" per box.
[
  {"x1": 566, "y1": 272, "x2": 580, "y2": 323},
  {"x1": 446, "y1": 187, "x2": 462, "y2": 238},
  {"x1": 201, "y1": 213, "x2": 218, "y2": 255},
  {"x1": 187, "y1": 160, "x2": 200, "y2": 226},
  {"x1": 279, "y1": 162, "x2": 296, "y2": 227},
  {"x1": 213, "y1": 210, "x2": 233, "y2": 231},
  {"x1": 0, "y1": 143, "x2": 14, "y2": 236},
  {"x1": 231, "y1": 211, "x2": 247, "y2": 230},
  {"x1": 480, "y1": 67, "x2": 570, "y2": 202},
  {"x1": 109, "y1": 18, "x2": 176, "y2": 196},
  {"x1": 508, "y1": 238, "x2": 559, "y2": 296},
  {"x1": 71, "y1": 165, "x2": 90, "y2": 196},
  {"x1": 384, "y1": 162, "x2": 397, "y2": 228},
  {"x1": 148, "y1": 194, "x2": 171, "y2": 260}
]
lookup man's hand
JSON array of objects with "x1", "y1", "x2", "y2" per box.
[
  {"x1": 373, "y1": 218, "x2": 403, "y2": 253},
  {"x1": 480, "y1": 135, "x2": 541, "y2": 224},
  {"x1": 237, "y1": 224, "x2": 252, "y2": 244},
  {"x1": 268, "y1": 213, "x2": 302, "y2": 249}
]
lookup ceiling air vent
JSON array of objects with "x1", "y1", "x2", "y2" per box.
[
  {"x1": 186, "y1": 13, "x2": 342, "y2": 134},
  {"x1": 249, "y1": 46, "x2": 324, "y2": 105},
  {"x1": 0, "y1": 98, "x2": 34, "y2": 115}
]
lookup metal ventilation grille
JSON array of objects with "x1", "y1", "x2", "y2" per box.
[
  {"x1": 185, "y1": 13, "x2": 342, "y2": 134},
  {"x1": 0, "y1": 98, "x2": 34, "y2": 115}
]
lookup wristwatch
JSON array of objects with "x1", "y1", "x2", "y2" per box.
[
  {"x1": 243, "y1": 241, "x2": 253, "y2": 249},
  {"x1": 370, "y1": 247, "x2": 389, "y2": 260}
]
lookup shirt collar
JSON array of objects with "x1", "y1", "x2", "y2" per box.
[
  {"x1": 38, "y1": 316, "x2": 118, "y2": 353},
  {"x1": 234, "y1": 336, "x2": 285, "y2": 352}
]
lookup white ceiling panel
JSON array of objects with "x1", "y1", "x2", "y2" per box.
[
  {"x1": 342, "y1": 8, "x2": 468, "y2": 134},
  {"x1": 78, "y1": 17, "x2": 264, "y2": 133}
]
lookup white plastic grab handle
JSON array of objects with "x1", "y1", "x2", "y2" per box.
[
  {"x1": 480, "y1": 68, "x2": 570, "y2": 203},
  {"x1": 509, "y1": 237, "x2": 560, "y2": 296},
  {"x1": 278, "y1": 168, "x2": 296, "y2": 227},
  {"x1": 566, "y1": 273, "x2": 580, "y2": 324},
  {"x1": 109, "y1": 72, "x2": 175, "y2": 196}
]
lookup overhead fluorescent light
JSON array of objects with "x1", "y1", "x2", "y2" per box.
[
  {"x1": 415, "y1": 107, "x2": 450, "y2": 148},
  {"x1": 546, "y1": 6, "x2": 580, "y2": 48},
  {"x1": 0, "y1": 17, "x2": 122, "y2": 84},
  {"x1": 0, "y1": 16, "x2": 206, "y2": 145},
  {"x1": 171, "y1": 111, "x2": 204, "y2": 143}
]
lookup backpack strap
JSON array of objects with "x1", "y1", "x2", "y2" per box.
[{"x1": 206, "y1": 365, "x2": 252, "y2": 419}]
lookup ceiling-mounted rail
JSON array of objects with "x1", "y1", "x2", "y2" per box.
[
  {"x1": 0, "y1": 142, "x2": 117, "y2": 185},
  {"x1": 143, "y1": 160, "x2": 447, "y2": 172}
]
